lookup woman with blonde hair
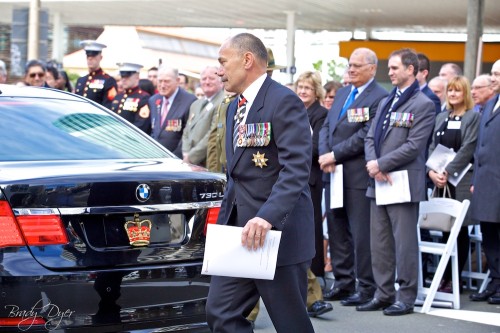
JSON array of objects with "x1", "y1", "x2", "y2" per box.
[
  {"x1": 295, "y1": 71, "x2": 328, "y2": 277},
  {"x1": 427, "y1": 75, "x2": 480, "y2": 293}
]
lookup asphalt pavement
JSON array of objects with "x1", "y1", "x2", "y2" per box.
[{"x1": 253, "y1": 276, "x2": 500, "y2": 333}]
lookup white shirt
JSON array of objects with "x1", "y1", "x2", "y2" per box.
[{"x1": 240, "y1": 73, "x2": 267, "y2": 124}]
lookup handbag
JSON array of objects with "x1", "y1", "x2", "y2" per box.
[{"x1": 420, "y1": 185, "x2": 455, "y2": 232}]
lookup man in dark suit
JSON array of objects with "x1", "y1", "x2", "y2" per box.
[
  {"x1": 361, "y1": 48, "x2": 435, "y2": 316},
  {"x1": 417, "y1": 53, "x2": 442, "y2": 115},
  {"x1": 318, "y1": 48, "x2": 388, "y2": 306},
  {"x1": 206, "y1": 33, "x2": 315, "y2": 333},
  {"x1": 428, "y1": 76, "x2": 447, "y2": 112},
  {"x1": 148, "y1": 66, "x2": 196, "y2": 158},
  {"x1": 469, "y1": 59, "x2": 500, "y2": 305}
]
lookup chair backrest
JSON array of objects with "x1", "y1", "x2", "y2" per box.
[{"x1": 418, "y1": 198, "x2": 470, "y2": 231}]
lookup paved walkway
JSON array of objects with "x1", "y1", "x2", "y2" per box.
[{"x1": 254, "y1": 276, "x2": 500, "y2": 333}]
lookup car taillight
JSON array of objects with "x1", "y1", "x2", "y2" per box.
[
  {"x1": 0, "y1": 317, "x2": 46, "y2": 326},
  {"x1": 0, "y1": 201, "x2": 25, "y2": 247},
  {"x1": 204, "y1": 207, "x2": 220, "y2": 235},
  {"x1": 0, "y1": 200, "x2": 68, "y2": 247},
  {"x1": 17, "y1": 215, "x2": 69, "y2": 246}
]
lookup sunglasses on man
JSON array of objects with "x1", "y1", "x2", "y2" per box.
[{"x1": 29, "y1": 72, "x2": 45, "y2": 78}]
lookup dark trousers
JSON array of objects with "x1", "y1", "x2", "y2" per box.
[
  {"x1": 325, "y1": 185, "x2": 375, "y2": 295},
  {"x1": 370, "y1": 201, "x2": 419, "y2": 304},
  {"x1": 206, "y1": 261, "x2": 314, "y2": 333},
  {"x1": 310, "y1": 182, "x2": 325, "y2": 277},
  {"x1": 480, "y1": 221, "x2": 500, "y2": 290}
]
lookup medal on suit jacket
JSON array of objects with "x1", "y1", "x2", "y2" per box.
[
  {"x1": 165, "y1": 119, "x2": 182, "y2": 132},
  {"x1": 252, "y1": 151, "x2": 268, "y2": 168},
  {"x1": 347, "y1": 107, "x2": 370, "y2": 123},
  {"x1": 236, "y1": 122, "x2": 272, "y2": 148},
  {"x1": 389, "y1": 112, "x2": 414, "y2": 128}
]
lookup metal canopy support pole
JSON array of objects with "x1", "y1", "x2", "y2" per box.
[
  {"x1": 28, "y1": 0, "x2": 40, "y2": 60},
  {"x1": 285, "y1": 10, "x2": 296, "y2": 84},
  {"x1": 464, "y1": 0, "x2": 484, "y2": 81},
  {"x1": 52, "y1": 11, "x2": 65, "y2": 63}
]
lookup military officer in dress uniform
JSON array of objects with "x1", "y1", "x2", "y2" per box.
[
  {"x1": 110, "y1": 63, "x2": 151, "y2": 134},
  {"x1": 75, "y1": 40, "x2": 117, "y2": 109}
]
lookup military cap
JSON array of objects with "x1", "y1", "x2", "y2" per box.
[
  {"x1": 80, "y1": 40, "x2": 107, "y2": 57},
  {"x1": 117, "y1": 62, "x2": 143, "y2": 77},
  {"x1": 266, "y1": 48, "x2": 286, "y2": 71}
]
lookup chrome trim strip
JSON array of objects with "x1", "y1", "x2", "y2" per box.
[{"x1": 13, "y1": 201, "x2": 222, "y2": 216}]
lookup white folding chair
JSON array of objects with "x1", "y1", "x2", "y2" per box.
[
  {"x1": 462, "y1": 224, "x2": 490, "y2": 292},
  {"x1": 416, "y1": 197, "x2": 470, "y2": 313}
]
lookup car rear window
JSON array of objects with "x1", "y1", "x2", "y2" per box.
[{"x1": 0, "y1": 97, "x2": 171, "y2": 161}]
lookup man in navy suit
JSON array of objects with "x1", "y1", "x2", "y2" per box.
[
  {"x1": 148, "y1": 66, "x2": 196, "y2": 158},
  {"x1": 361, "y1": 48, "x2": 435, "y2": 316},
  {"x1": 417, "y1": 53, "x2": 442, "y2": 115},
  {"x1": 319, "y1": 48, "x2": 388, "y2": 306},
  {"x1": 469, "y1": 59, "x2": 500, "y2": 304},
  {"x1": 206, "y1": 33, "x2": 315, "y2": 333}
]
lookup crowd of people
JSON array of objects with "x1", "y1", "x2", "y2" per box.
[{"x1": 0, "y1": 33, "x2": 499, "y2": 332}]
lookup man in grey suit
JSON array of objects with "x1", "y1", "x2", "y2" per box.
[
  {"x1": 469, "y1": 59, "x2": 500, "y2": 305},
  {"x1": 319, "y1": 48, "x2": 388, "y2": 305},
  {"x1": 360, "y1": 48, "x2": 435, "y2": 315},
  {"x1": 148, "y1": 66, "x2": 196, "y2": 158},
  {"x1": 182, "y1": 66, "x2": 224, "y2": 166}
]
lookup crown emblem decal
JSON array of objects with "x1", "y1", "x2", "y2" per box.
[{"x1": 124, "y1": 213, "x2": 152, "y2": 247}]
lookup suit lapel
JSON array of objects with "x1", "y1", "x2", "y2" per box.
[
  {"x1": 226, "y1": 99, "x2": 238, "y2": 166},
  {"x1": 486, "y1": 95, "x2": 500, "y2": 124},
  {"x1": 153, "y1": 96, "x2": 163, "y2": 136}
]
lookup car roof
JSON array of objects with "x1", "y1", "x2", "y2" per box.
[{"x1": 0, "y1": 84, "x2": 87, "y2": 102}]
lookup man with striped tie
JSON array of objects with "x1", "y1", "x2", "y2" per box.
[
  {"x1": 362, "y1": 48, "x2": 435, "y2": 316},
  {"x1": 206, "y1": 33, "x2": 315, "y2": 333}
]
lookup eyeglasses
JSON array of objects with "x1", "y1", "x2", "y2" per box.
[
  {"x1": 29, "y1": 72, "x2": 45, "y2": 78},
  {"x1": 347, "y1": 63, "x2": 373, "y2": 69},
  {"x1": 296, "y1": 85, "x2": 314, "y2": 92},
  {"x1": 471, "y1": 85, "x2": 490, "y2": 90}
]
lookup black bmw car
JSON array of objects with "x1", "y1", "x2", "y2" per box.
[{"x1": 0, "y1": 84, "x2": 224, "y2": 332}]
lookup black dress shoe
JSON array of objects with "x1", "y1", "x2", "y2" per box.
[
  {"x1": 356, "y1": 298, "x2": 392, "y2": 311},
  {"x1": 307, "y1": 300, "x2": 333, "y2": 317},
  {"x1": 488, "y1": 292, "x2": 500, "y2": 304},
  {"x1": 469, "y1": 289, "x2": 496, "y2": 301},
  {"x1": 323, "y1": 287, "x2": 352, "y2": 301},
  {"x1": 383, "y1": 301, "x2": 414, "y2": 316},
  {"x1": 340, "y1": 292, "x2": 373, "y2": 306}
]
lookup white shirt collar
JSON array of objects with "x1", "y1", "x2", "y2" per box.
[
  {"x1": 242, "y1": 73, "x2": 267, "y2": 113},
  {"x1": 165, "y1": 87, "x2": 179, "y2": 104},
  {"x1": 353, "y1": 78, "x2": 374, "y2": 96}
]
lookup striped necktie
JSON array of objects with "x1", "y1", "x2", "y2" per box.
[
  {"x1": 233, "y1": 95, "x2": 247, "y2": 151},
  {"x1": 382, "y1": 89, "x2": 401, "y2": 131}
]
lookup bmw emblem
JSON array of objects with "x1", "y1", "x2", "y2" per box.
[{"x1": 136, "y1": 184, "x2": 151, "y2": 202}]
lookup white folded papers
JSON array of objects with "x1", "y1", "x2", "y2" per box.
[
  {"x1": 330, "y1": 164, "x2": 343, "y2": 209},
  {"x1": 375, "y1": 170, "x2": 411, "y2": 205},
  {"x1": 426, "y1": 144, "x2": 471, "y2": 187},
  {"x1": 202, "y1": 224, "x2": 282, "y2": 280}
]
